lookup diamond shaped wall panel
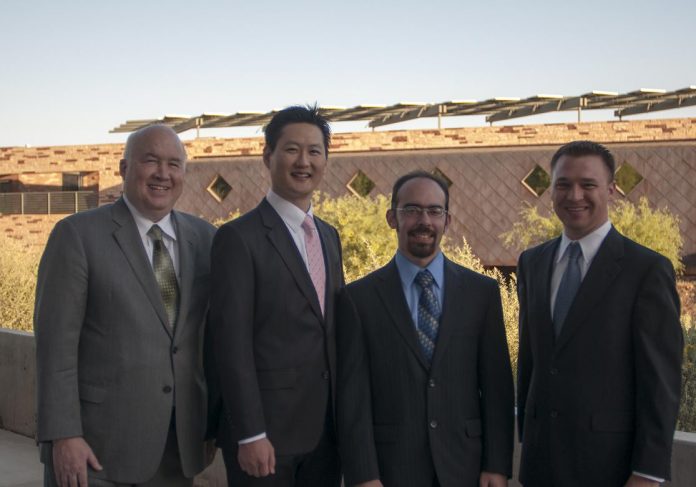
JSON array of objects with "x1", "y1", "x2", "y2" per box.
[{"x1": 175, "y1": 143, "x2": 696, "y2": 268}]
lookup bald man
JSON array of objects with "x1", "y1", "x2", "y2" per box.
[{"x1": 35, "y1": 125, "x2": 216, "y2": 486}]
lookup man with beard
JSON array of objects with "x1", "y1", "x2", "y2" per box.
[{"x1": 336, "y1": 171, "x2": 514, "y2": 487}]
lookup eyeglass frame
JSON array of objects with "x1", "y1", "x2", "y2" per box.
[{"x1": 393, "y1": 205, "x2": 448, "y2": 219}]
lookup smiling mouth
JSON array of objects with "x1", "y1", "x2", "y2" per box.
[
  {"x1": 565, "y1": 206, "x2": 588, "y2": 213},
  {"x1": 409, "y1": 230, "x2": 435, "y2": 242},
  {"x1": 148, "y1": 184, "x2": 170, "y2": 191},
  {"x1": 291, "y1": 171, "x2": 312, "y2": 180}
]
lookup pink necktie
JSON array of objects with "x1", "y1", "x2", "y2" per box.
[{"x1": 302, "y1": 215, "x2": 326, "y2": 316}]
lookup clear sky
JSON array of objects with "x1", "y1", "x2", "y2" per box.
[{"x1": 2, "y1": 0, "x2": 695, "y2": 147}]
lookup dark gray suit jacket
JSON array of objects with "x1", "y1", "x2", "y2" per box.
[
  {"x1": 517, "y1": 227, "x2": 683, "y2": 486},
  {"x1": 210, "y1": 198, "x2": 344, "y2": 455},
  {"x1": 35, "y1": 198, "x2": 215, "y2": 483},
  {"x1": 337, "y1": 257, "x2": 514, "y2": 487}
]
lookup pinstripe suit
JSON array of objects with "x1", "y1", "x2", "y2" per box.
[{"x1": 337, "y1": 257, "x2": 514, "y2": 487}]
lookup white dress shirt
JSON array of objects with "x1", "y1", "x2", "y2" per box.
[{"x1": 122, "y1": 196, "x2": 180, "y2": 280}]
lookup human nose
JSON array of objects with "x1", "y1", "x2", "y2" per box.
[
  {"x1": 568, "y1": 184, "x2": 583, "y2": 200},
  {"x1": 154, "y1": 161, "x2": 169, "y2": 179}
]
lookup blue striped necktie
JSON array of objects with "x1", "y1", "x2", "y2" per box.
[{"x1": 416, "y1": 270, "x2": 441, "y2": 364}]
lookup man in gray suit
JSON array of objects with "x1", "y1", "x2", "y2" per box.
[{"x1": 35, "y1": 125, "x2": 216, "y2": 486}]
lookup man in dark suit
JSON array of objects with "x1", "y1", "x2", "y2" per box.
[
  {"x1": 35, "y1": 125, "x2": 216, "y2": 486},
  {"x1": 337, "y1": 171, "x2": 514, "y2": 487},
  {"x1": 516, "y1": 140, "x2": 684, "y2": 487},
  {"x1": 210, "y1": 105, "x2": 344, "y2": 486}
]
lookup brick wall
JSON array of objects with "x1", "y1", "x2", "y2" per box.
[
  {"x1": 1, "y1": 117, "x2": 695, "y2": 267},
  {"x1": 0, "y1": 215, "x2": 66, "y2": 250}
]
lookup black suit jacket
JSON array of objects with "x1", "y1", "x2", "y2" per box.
[
  {"x1": 337, "y1": 257, "x2": 514, "y2": 487},
  {"x1": 517, "y1": 227, "x2": 683, "y2": 487},
  {"x1": 210, "y1": 198, "x2": 344, "y2": 455}
]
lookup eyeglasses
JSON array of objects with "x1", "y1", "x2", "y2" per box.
[{"x1": 394, "y1": 205, "x2": 448, "y2": 218}]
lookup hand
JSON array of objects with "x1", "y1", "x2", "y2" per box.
[
  {"x1": 52, "y1": 436, "x2": 102, "y2": 487},
  {"x1": 355, "y1": 481, "x2": 384, "y2": 487},
  {"x1": 480, "y1": 471, "x2": 507, "y2": 487},
  {"x1": 238, "y1": 438, "x2": 275, "y2": 477},
  {"x1": 205, "y1": 439, "x2": 217, "y2": 467},
  {"x1": 624, "y1": 474, "x2": 659, "y2": 487}
]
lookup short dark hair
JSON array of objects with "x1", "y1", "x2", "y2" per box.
[
  {"x1": 391, "y1": 170, "x2": 450, "y2": 211},
  {"x1": 550, "y1": 140, "x2": 615, "y2": 181},
  {"x1": 264, "y1": 104, "x2": 331, "y2": 157}
]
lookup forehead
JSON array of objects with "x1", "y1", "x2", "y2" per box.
[
  {"x1": 553, "y1": 154, "x2": 609, "y2": 180},
  {"x1": 277, "y1": 123, "x2": 324, "y2": 146},
  {"x1": 132, "y1": 128, "x2": 186, "y2": 158},
  {"x1": 396, "y1": 177, "x2": 446, "y2": 205}
]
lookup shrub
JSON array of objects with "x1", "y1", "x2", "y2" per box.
[
  {"x1": 0, "y1": 235, "x2": 39, "y2": 332},
  {"x1": 312, "y1": 192, "x2": 520, "y2": 375},
  {"x1": 501, "y1": 197, "x2": 684, "y2": 274}
]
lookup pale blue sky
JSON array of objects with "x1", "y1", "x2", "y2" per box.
[{"x1": 2, "y1": 0, "x2": 695, "y2": 147}]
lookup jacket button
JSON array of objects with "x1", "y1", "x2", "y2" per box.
[
  {"x1": 163, "y1": 385, "x2": 172, "y2": 393},
  {"x1": 172, "y1": 346, "x2": 179, "y2": 354},
  {"x1": 550, "y1": 368, "x2": 558, "y2": 375},
  {"x1": 550, "y1": 410, "x2": 558, "y2": 418},
  {"x1": 429, "y1": 420, "x2": 438, "y2": 429},
  {"x1": 428, "y1": 379, "x2": 436, "y2": 388},
  {"x1": 322, "y1": 371, "x2": 330, "y2": 380}
]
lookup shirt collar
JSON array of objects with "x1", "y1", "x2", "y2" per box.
[
  {"x1": 557, "y1": 220, "x2": 612, "y2": 264},
  {"x1": 266, "y1": 189, "x2": 314, "y2": 231},
  {"x1": 395, "y1": 250, "x2": 445, "y2": 290},
  {"x1": 122, "y1": 195, "x2": 177, "y2": 242}
]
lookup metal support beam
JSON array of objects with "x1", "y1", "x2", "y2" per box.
[{"x1": 614, "y1": 93, "x2": 696, "y2": 117}]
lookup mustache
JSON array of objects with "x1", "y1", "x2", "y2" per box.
[{"x1": 408, "y1": 225, "x2": 435, "y2": 236}]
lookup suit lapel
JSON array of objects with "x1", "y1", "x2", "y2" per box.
[
  {"x1": 554, "y1": 228, "x2": 623, "y2": 353},
  {"x1": 430, "y1": 259, "x2": 471, "y2": 369},
  {"x1": 533, "y1": 238, "x2": 559, "y2": 348},
  {"x1": 111, "y1": 199, "x2": 172, "y2": 338},
  {"x1": 172, "y1": 211, "x2": 196, "y2": 341},
  {"x1": 376, "y1": 260, "x2": 430, "y2": 371},
  {"x1": 259, "y1": 199, "x2": 324, "y2": 323},
  {"x1": 316, "y1": 218, "x2": 338, "y2": 326}
]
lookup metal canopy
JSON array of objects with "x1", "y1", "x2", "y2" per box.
[{"x1": 110, "y1": 86, "x2": 696, "y2": 135}]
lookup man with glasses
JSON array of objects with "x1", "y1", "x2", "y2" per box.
[{"x1": 337, "y1": 170, "x2": 514, "y2": 487}]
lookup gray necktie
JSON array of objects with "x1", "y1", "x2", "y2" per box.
[
  {"x1": 148, "y1": 225, "x2": 179, "y2": 328},
  {"x1": 416, "y1": 270, "x2": 441, "y2": 364},
  {"x1": 553, "y1": 242, "x2": 582, "y2": 337}
]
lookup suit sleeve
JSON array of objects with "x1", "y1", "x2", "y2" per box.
[
  {"x1": 336, "y1": 288, "x2": 381, "y2": 485},
  {"x1": 478, "y1": 278, "x2": 515, "y2": 477},
  {"x1": 516, "y1": 252, "x2": 531, "y2": 441},
  {"x1": 209, "y1": 224, "x2": 266, "y2": 442},
  {"x1": 630, "y1": 256, "x2": 683, "y2": 479},
  {"x1": 34, "y1": 218, "x2": 89, "y2": 442}
]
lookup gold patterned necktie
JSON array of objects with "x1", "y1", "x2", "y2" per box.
[{"x1": 148, "y1": 224, "x2": 179, "y2": 328}]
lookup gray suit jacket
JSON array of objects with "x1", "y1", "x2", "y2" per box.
[{"x1": 35, "y1": 198, "x2": 215, "y2": 483}]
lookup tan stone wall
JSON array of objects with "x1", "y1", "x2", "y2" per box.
[
  {"x1": 1, "y1": 118, "x2": 695, "y2": 268},
  {"x1": 0, "y1": 215, "x2": 66, "y2": 250}
]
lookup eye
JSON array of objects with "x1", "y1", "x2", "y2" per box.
[
  {"x1": 285, "y1": 147, "x2": 298, "y2": 154},
  {"x1": 426, "y1": 207, "x2": 446, "y2": 217},
  {"x1": 402, "y1": 205, "x2": 422, "y2": 216},
  {"x1": 310, "y1": 149, "x2": 322, "y2": 155}
]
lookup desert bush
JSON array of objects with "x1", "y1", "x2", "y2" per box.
[
  {"x1": 312, "y1": 192, "x2": 520, "y2": 374},
  {"x1": 0, "y1": 235, "x2": 39, "y2": 332},
  {"x1": 501, "y1": 197, "x2": 684, "y2": 274}
]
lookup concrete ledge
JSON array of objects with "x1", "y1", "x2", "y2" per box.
[
  {"x1": 0, "y1": 329, "x2": 35, "y2": 437},
  {"x1": 3, "y1": 328, "x2": 695, "y2": 486}
]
